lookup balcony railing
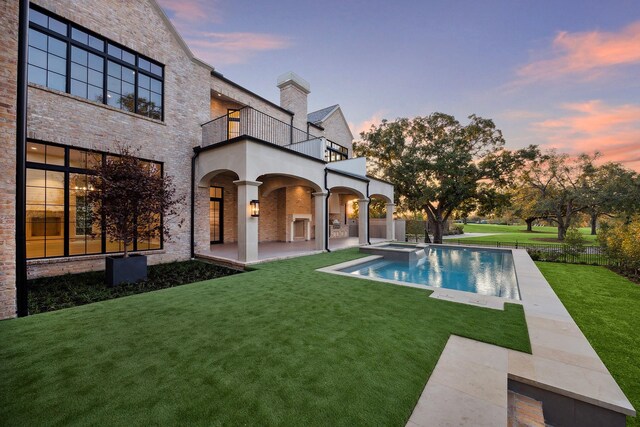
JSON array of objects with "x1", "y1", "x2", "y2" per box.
[{"x1": 201, "y1": 106, "x2": 348, "y2": 162}]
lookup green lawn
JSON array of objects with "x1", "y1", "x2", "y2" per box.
[
  {"x1": 537, "y1": 263, "x2": 640, "y2": 427},
  {"x1": 0, "y1": 249, "x2": 530, "y2": 426},
  {"x1": 456, "y1": 223, "x2": 597, "y2": 245}
]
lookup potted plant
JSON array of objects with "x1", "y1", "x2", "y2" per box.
[{"x1": 86, "y1": 145, "x2": 184, "y2": 286}]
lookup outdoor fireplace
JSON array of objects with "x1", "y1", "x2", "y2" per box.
[{"x1": 287, "y1": 214, "x2": 312, "y2": 242}]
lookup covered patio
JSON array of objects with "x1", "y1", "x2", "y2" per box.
[{"x1": 200, "y1": 237, "x2": 389, "y2": 265}]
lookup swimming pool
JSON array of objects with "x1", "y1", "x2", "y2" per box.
[{"x1": 340, "y1": 246, "x2": 520, "y2": 300}]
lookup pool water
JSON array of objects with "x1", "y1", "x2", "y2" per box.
[{"x1": 342, "y1": 246, "x2": 520, "y2": 299}]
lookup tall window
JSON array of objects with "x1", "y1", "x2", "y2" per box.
[
  {"x1": 26, "y1": 141, "x2": 163, "y2": 259},
  {"x1": 325, "y1": 141, "x2": 349, "y2": 162},
  {"x1": 27, "y1": 5, "x2": 164, "y2": 120}
]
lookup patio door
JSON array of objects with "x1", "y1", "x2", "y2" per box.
[
  {"x1": 209, "y1": 186, "x2": 224, "y2": 244},
  {"x1": 227, "y1": 109, "x2": 240, "y2": 139}
]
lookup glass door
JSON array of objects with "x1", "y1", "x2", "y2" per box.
[
  {"x1": 227, "y1": 109, "x2": 240, "y2": 139},
  {"x1": 209, "y1": 186, "x2": 223, "y2": 244}
]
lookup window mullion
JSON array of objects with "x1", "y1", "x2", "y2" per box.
[{"x1": 63, "y1": 147, "x2": 70, "y2": 257}]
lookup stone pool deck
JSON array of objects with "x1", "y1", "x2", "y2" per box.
[{"x1": 406, "y1": 249, "x2": 635, "y2": 426}]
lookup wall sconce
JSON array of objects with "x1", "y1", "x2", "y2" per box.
[{"x1": 250, "y1": 199, "x2": 260, "y2": 217}]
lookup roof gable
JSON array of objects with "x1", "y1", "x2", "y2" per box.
[
  {"x1": 307, "y1": 104, "x2": 339, "y2": 124},
  {"x1": 150, "y1": 0, "x2": 214, "y2": 70}
]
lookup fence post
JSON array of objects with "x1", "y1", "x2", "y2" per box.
[{"x1": 515, "y1": 241, "x2": 518, "y2": 249}]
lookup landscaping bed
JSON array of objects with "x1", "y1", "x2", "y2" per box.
[{"x1": 27, "y1": 260, "x2": 241, "y2": 314}]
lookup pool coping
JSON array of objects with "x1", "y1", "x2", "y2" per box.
[{"x1": 318, "y1": 246, "x2": 636, "y2": 424}]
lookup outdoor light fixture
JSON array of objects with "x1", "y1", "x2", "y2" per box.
[{"x1": 250, "y1": 199, "x2": 260, "y2": 217}]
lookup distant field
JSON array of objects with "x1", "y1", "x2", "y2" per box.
[{"x1": 455, "y1": 223, "x2": 597, "y2": 245}]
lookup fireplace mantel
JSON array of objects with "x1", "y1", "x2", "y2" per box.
[{"x1": 287, "y1": 213, "x2": 312, "y2": 242}]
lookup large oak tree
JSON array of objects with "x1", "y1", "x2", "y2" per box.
[{"x1": 355, "y1": 113, "x2": 533, "y2": 243}]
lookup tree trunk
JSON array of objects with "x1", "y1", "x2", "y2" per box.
[
  {"x1": 525, "y1": 218, "x2": 534, "y2": 232},
  {"x1": 557, "y1": 224, "x2": 565, "y2": 240},
  {"x1": 432, "y1": 222, "x2": 444, "y2": 243},
  {"x1": 590, "y1": 213, "x2": 597, "y2": 235},
  {"x1": 424, "y1": 221, "x2": 431, "y2": 243}
]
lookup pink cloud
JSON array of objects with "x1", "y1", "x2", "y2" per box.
[
  {"x1": 349, "y1": 111, "x2": 388, "y2": 137},
  {"x1": 516, "y1": 21, "x2": 640, "y2": 83},
  {"x1": 157, "y1": 1, "x2": 292, "y2": 66},
  {"x1": 531, "y1": 100, "x2": 640, "y2": 171},
  {"x1": 156, "y1": 0, "x2": 218, "y2": 30},
  {"x1": 187, "y1": 32, "x2": 292, "y2": 65}
]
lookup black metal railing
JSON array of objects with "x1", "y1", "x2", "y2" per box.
[
  {"x1": 201, "y1": 107, "x2": 349, "y2": 162},
  {"x1": 403, "y1": 235, "x2": 613, "y2": 266}
]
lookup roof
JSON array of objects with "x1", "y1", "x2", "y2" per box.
[
  {"x1": 150, "y1": 0, "x2": 214, "y2": 71},
  {"x1": 307, "y1": 104, "x2": 339, "y2": 124}
]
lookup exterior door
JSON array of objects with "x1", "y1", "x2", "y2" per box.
[
  {"x1": 209, "y1": 186, "x2": 224, "y2": 244},
  {"x1": 227, "y1": 109, "x2": 240, "y2": 139}
]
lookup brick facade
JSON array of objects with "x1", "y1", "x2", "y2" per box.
[
  {"x1": 278, "y1": 82, "x2": 309, "y2": 130},
  {"x1": 0, "y1": 0, "x2": 19, "y2": 319},
  {"x1": 24, "y1": 0, "x2": 211, "y2": 279},
  {"x1": 320, "y1": 108, "x2": 354, "y2": 156},
  {"x1": 0, "y1": 0, "x2": 392, "y2": 318}
]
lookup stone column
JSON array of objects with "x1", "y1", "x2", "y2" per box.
[
  {"x1": 358, "y1": 199, "x2": 369, "y2": 245},
  {"x1": 313, "y1": 192, "x2": 328, "y2": 251},
  {"x1": 386, "y1": 203, "x2": 395, "y2": 241},
  {"x1": 234, "y1": 180, "x2": 262, "y2": 262}
]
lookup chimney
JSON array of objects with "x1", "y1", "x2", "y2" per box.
[{"x1": 277, "y1": 72, "x2": 310, "y2": 130}]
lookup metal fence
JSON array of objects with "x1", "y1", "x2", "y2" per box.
[{"x1": 439, "y1": 239, "x2": 613, "y2": 266}]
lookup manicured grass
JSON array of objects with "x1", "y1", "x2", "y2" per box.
[
  {"x1": 537, "y1": 262, "x2": 640, "y2": 427},
  {"x1": 457, "y1": 223, "x2": 597, "y2": 245},
  {"x1": 0, "y1": 249, "x2": 530, "y2": 426},
  {"x1": 28, "y1": 260, "x2": 240, "y2": 314}
]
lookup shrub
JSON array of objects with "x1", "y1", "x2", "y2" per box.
[
  {"x1": 598, "y1": 217, "x2": 640, "y2": 277},
  {"x1": 445, "y1": 224, "x2": 464, "y2": 235},
  {"x1": 27, "y1": 260, "x2": 241, "y2": 314},
  {"x1": 563, "y1": 227, "x2": 586, "y2": 260},
  {"x1": 527, "y1": 249, "x2": 562, "y2": 262}
]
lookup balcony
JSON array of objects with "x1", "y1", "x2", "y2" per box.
[{"x1": 201, "y1": 106, "x2": 348, "y2": 162}]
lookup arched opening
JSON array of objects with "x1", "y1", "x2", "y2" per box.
[
  {"x1": 253, "y1": 174, "x2": 324, "y2": 258},
  {"x1": 208, "y1": 170, "x2": 240, "y2": 245},
  {"x1": 202, "y1": 172, "x2": 326, "y2": 262},
  {"x1": 328, "y1": 187, "x2": 365, "y2": 250},
  {"x1": 369, "y1": 194, "x2": 395, "y2": 241}
]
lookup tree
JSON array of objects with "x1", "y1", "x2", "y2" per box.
[
  {"x1": 517, "y1": 150, "x2": 587, "y2": 240},
  {"x1": 507, "y1": 147, "x2": 555, "y2": 231},
  {"x1": 349, "y1": 198, "x2": 387, "y2": 219},
  {"x1": 577, "y1": 155, "x2": 640, "y2": 234},
  {"x1": 86, "y1": 145, "x2": 184, "y2": 258},
  {"x1": 355, "y1": 113, "x2": 533, "y2": 243}
]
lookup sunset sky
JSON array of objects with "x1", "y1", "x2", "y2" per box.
[{"x1": 158, "y1": 0, "x2": 640, "y2": 171}]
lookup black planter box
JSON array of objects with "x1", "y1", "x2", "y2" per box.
[{"x1": 106, "y1": 254, "x2": 147, "y2": 286}]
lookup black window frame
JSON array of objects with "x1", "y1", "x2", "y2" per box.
[
  {"x1": 325, "y1": 140, "x2": 349, "y2": 162},
  {"x1": 25, "y1": 140, "x2": 165, "y2": 260},
  {"x1": 27, "y1": 4, "x2": 165, "y2": 121}
]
